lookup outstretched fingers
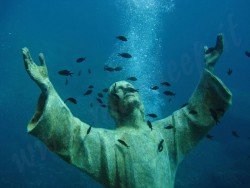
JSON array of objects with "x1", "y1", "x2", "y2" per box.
[
  {"x1": 215, "y1": 33, "x2": 224, "y2": 53},
  {"x1": 22, "y1": 47, "x2": 35, "y2": 72},
  {"x1": 38, "y1": 53, "x2": 46, "y2": 66}
]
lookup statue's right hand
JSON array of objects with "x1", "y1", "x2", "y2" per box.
[{"x1": 22, "y1": 47, "x2": 51, "y2": 92}]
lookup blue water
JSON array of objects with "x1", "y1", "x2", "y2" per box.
[{"x1": 1, "y1": 0, "x2": 250, "y2": 187}]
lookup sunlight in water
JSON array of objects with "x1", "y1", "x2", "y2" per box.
[{"x1": 108, "y1": 0, "x2": 175, "y2": 114}]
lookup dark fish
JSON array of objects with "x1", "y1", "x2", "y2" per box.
[
  {"x1": 245, "y1": 51, "x2": 250, "y2": 57},
  {"x1": 87, "y1": 126, "x2": 92, "y2": 135},
  {"x1": 158, "y1": 139, "x2": 164, "y2": 152},
  {"x1": 124, "y1": 87, "x2": 139, "y2": 93},
  {"x1": 65, "y1": 78, "x2": 68, "y2": 85},
  {"x1": 163, "y1": 91, "x2": 175, "y2": 96},
  {"x1": 114, "y1": 66, "x2": 123, "y2": 71},
  {"x1": 104, "y1": 65, "x2": 115, "y2": 72},
  {"x1": 150, "y1": 86, "x2": 159, "y2": 90},
  {"x1": 88, "y1": 85, "x2": 94, "y2": 89},
  {"x1": 168, "y1": 99, "x2": 172, "y2": 103},
  {"x1": 189, "y1": 110, "x2": 198, "y2": 115},
  {"x1": 96, "y1": 98, "x2": 103, "y2": 104},
  {"x1": 206, "y1": 134, "x2": 214, "y2": 140},
  {"x1": 164, "y1": 124, "x2": 174, "y2": 129},
  {"x1": 118, "y1": 53, "x2": 132, "y2": 58},
  {"x1": 90, "y1": 102, "x2": 93, "y2": 107},
  {"x1": 78, "y1": 70, "x2": 82, "y2": 76},
  {"x1": 127, "y1": 77, "x2": 137, "y2": 81},
  {"x1": 101, "y1": 104, "x2": 107, "y2": 108},
  {"x1": 146, "y1": 113, "x2": 158, "y2": 118},
  {"x1": 205, "y1": 47, "x2": 215, "y2": 54},
  {"x1": 84, "y1": 90, "x2": 93, "y2": 96},
  {"x1": 103, "y1": 88, "x2": 109, "y2": 93},
  {"x1": 113, "y1": 83, "x2": 117, "y2": 93},
  {"x1": 210, "y1": 108, "x2": 220, "y2": 124},
  {"x1": 65, "y1": 97, "x2": 77, "y2": 104},
  {"x1": 161, "y1": 82, "x2": 171, "y2": 86},
  {"x1": 180, "y1": 103, "x2": 188, "y2": 108},
  {"x1": 147, "y1": 120, "x2": 153, "y2": 131},
  {"x1": 227, "y1": 68, "x2": 233, "y2": 75},
  {"x1": 98, "y1": 93, "x2": 104, "y2": 98},
  {"x1": 232, "y1": 131, "x2": 239, "y2": 138},
  {"x1": 117, "y1": 139, "x2": 129, "y2": 148},
  {"x1": 76, "y1": 57, "x2": 86, "y2": 63},
  {"x1": 116, "y1": 36, "x2": 127, "y2": 42},
  {"x1": 58, "y1": 70, "x2": 73, "y2": 76},
  {"x1": 88, "y1": 68, "x2": 91, "y2": 74}
]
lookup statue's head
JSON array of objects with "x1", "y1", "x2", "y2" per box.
[{"x1": 107, "y1": 81, "x2": 144, "y2": 125}]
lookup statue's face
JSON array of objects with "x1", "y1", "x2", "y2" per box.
[{"x1": 108, "y1": 81, "x2": 143, "y2": 117}]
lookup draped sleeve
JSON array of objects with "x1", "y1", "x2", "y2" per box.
[
  {"x1": 157, "y1": 69, "x2": 232, "y2": 164},
  {"x1": 27, "y1": 89, "x2": 116, "y2": 186}
]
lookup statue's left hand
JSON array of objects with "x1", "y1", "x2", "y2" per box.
[
  {"x1": 22, "y1": 47, "x2": 51, "y2": 92},
  {"x1": 204, "y1": 33, "x2": 224, "y2": 72}
]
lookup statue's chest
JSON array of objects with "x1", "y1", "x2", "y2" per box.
[{"x1": 114, "y1": 130, "x2": 170, "y2": 186}]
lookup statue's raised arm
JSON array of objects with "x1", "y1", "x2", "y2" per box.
[
  {"x1": 22, "y1": 48, "x2": 116, "y2": 185},
  {"x1": 154, "y1": 34, "x2": 232, "y2": 164}
]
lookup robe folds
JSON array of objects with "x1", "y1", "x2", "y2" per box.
[{"x1": 27, "y1": 69, "x2": 232, "y2": 188}]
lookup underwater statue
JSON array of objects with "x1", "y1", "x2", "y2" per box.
[{"x1": 22, "y1": 34, "x2": 232, "y2": 188}]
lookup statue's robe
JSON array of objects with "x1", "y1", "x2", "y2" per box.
[{"x1": 27, "y1": 69, "x2": 232, "y2": 188}]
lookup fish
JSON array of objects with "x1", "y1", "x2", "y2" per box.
[
  {"x1": 127, "y1": 77, "x2": 137, "y2": 81},
  {"x1": 65, "y1": 78, "x2": 68, "y2": 85},
  {"x1": 168, "y1": 99, "x2": 172, "y2": 103},
  {"x1": 146, "y1": 113, "x2": 158, "y2": 118},
  {"x1": 96, "y1": 98, "x2": 103, "y2": 104},
  {"x1": 114, "y1": 66, "x2": 123, "y2": 71},
  {"x1": 150, "y1": 86, "x2": 159, "y2": 90},
  {"x1": 101, "y1": 104, "x2": 107, "y2": 108},
  {"x1": 104, "y1": 65, "x2": 115, "y2": 72},
  {"x1": 227, "y1": 68, "x2": 233, "y2": 75},
  {"x1": 88, "y1": 68, "x2": 91, "y2": 74},
  {"x1": 245, "y1": 51, "x2": 250, "y2": 57},
  {"x1": 158, "y1": 139, "x2": 164, "y2": 152},
  {"x1": 88, "y1": 85, "x2": 94, "y2": 89},
  {"x1": 87, "y1": 126, "x2": 92, "y2": 135},
  {"x1": 161, "y1": 82, "x2": 171, "y2": 86},
  {"x1": 78, "y1": 70, "x2": 82, "y2": 76},
  {"x1": 232, "y1": 131, "x2": 239, "y2": 138},
  {"x1": 113, "y1": 83, "x2": 117, "y2": 93},
  {"x1": 180, "y1": 103, "x2": 188, "y2": 108},
  {"x1": 189, "y1": 110, "x2": 198, "y2": 115},
  {"x1": 103, "y1": 88, "x2": 109, "y2": 93},
  {"x1": 206, "y1": 134, "x2": 214, "y2": 140},
  {"x1": 58, "y1": 70, "x2": 73, "y2": 76},
  {"x1": 118, "y1": 139, "x2": 129, "y2": 148},
  {"x1": 65, "y1": 97, "x2": 77, "y2": 104},
  {"x1": 90, "y1": 102, "x2": 93, "y2": 107},
  {"x1": 76, "y1": 57, "x2": 86, "y2": 63},
  {"x1": 116, "y1": 35, "x2": 127, "y2": 42},
  {"x1": 210, "y1": 108, "x2": 220, "y2": 124},
  {"x1": 147, "y1": 120, "x2": 153, "y2": 131},
  {"x1": 84, "y1": 90, "x2": 93, "y2": 96},
  {"x1": 98, "y1": 93, "x2": 104, "y2": 98},
  {"x1": 205, "y1": 47, "x2": 215, "y2": 54},
  {"x1": 124, "y1": 87, "x2": 139, "y2": 93},
  {"x1": 164, "y1": 124, "x2": 174, "y2": 129},
  {"x1": 163, "y1": 91, "x2": 175, "y2": 96},
  {"x1": 118, "y1": 53, "x2": 132, "y2": 58}
]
